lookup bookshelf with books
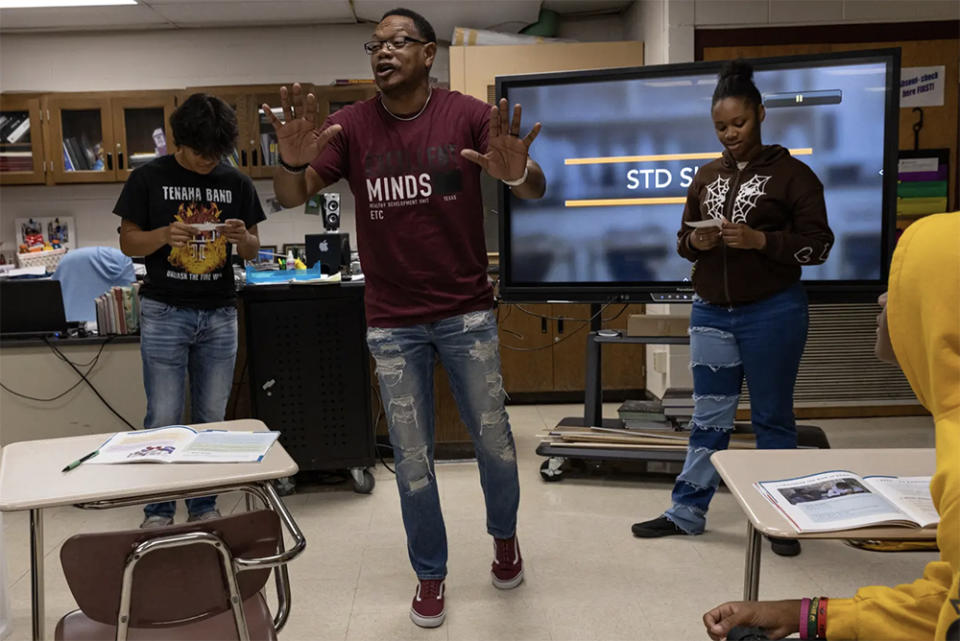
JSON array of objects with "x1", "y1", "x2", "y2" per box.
[
  {"x1": 0, "y1": 96, "x2": 45, "y2": 185},
  {"x1": 43, "y1": 91, "x2": 179, "y2": 184},
  {"x1": 43, "y1": 93, "x2": 115, "y2": 184}
]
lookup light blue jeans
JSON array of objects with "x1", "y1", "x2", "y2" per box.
[
  {"x1": 665, "y1": 283, "x2": 808, "y2": 534},
  {"x1": 367, "y1": 309, "x2": 520, "y2": 579},
  {"x1": 139, "y1": 296, "x2": 238, "y2": 519}
]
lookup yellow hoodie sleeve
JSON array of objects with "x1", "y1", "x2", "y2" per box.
[
  {"x1": 827, "y1": 213, "x2": 960, "y2": 640},
  {"x1": 826, "y1": 427, "x2": 960, "y2": 640},
  {"x1": 826, "y1": 560, "x2": 957, "y2": 640}
]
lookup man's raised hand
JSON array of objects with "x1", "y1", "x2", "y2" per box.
[
  {"x1": 261, "y1": 83, "x2": 342, "y2": 168},
  {"x1": 461, "y1": 98, "x2": 541, "y2": 182}
]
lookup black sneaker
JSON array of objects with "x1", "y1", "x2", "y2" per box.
[
  {"x1": 631, "y1": 515, "x2": 687, "y2": 538},
  {"x1": 768, "y1": 536, "x2": 801, "y2": 557}
]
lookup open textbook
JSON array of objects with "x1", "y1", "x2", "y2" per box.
[
  {"x1": 755, "y1": 470, "x2": 937, "y2": 533},
  {"x1": 86, "y1": 425, "x2": 280, "y2": 465}
]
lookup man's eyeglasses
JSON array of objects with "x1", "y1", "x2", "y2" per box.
[{"x1": 363, "y1": 36, "x2": 428, "y2": 55}]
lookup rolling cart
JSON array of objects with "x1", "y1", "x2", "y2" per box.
[
  {"x1": 536, "y1": 326, "x2": 829, "y2": 481},
  {"x1": 242, "y1": 282, "x2": 376, "y2": 493}
]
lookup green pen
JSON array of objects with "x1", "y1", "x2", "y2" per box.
[{"x1": 62, "y1": 449, "x2": 99, "y2": 472}]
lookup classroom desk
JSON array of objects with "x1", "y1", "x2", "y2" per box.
[
  {"x1": 711, "y1": 448, "x2": 936, "y2": 601},
  {"x1": 0, "y1": 418, "x2": 300, "y2": 641}
]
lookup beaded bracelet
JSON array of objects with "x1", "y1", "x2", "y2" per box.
[{"x1": 278, "y1": 155, "x2": 309, "y2": 173}]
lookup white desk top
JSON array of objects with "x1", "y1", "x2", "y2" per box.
[
  {"x1": 711, "y1": 448, "x2": 937, "y2": 540},
  {"x1": 0, "y1": 419, "x2": 298, "y2": 511}
]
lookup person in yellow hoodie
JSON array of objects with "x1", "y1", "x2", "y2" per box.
[{"x1": 701, "y1": 211, "x2": 960, "y2": 641}]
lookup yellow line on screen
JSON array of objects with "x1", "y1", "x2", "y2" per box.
[
  {"x1": 565, "y1": 197, "x2": 688, "y2": 207},
  {"x1": 564, "y1": 148, "x2": 813, "y2": 165}
]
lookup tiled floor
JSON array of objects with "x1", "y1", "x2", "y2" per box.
[{"x1": 1, "y1": 405, "x2": 936, "y2": 640}]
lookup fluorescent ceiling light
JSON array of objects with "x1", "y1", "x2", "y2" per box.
[{"x1": 0, "y1": 0, "x2": 136, "y2": 8}]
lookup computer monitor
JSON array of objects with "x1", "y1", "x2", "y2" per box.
[
  {"x1": 497, "y1": 49, "x2": 901, "y2": 303},
  {"x1": 0, "y1": 279, "x2": 69, "y2": 338}
]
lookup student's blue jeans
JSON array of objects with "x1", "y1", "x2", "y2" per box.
[
  {"x1": 665, "y1": 283, "x2": 808, "y2": 534},
  {"x1": 367, "y1": 309, "x2": 520, "y2": 579},
  {"x1": 139, "y1": 297, "x2": 238, "y2": 520}
]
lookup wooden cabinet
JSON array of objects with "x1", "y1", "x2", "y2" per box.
[
  {"x1": 1, "y1": 83, "x2": 377, "y2": 185},
  {"x1": 42, "y1": 91, "x2": 176, "y2": 184},
  {"x1": 111, "y1": 94, "x2": 176, "y2": 180},
  {"x1": 498, "y1": 303, "x2": 554, "y2": 393},
  {"x1": 44, "y1": 93, "x2": 114, "y2": 183},
  {"x1": 498, "y1": 302, "x2": 647, "y2": 395},
  {"x1": 0, "y1": 96, "x2": 45, "y2": 185}
]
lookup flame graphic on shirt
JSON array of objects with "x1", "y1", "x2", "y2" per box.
[{"x1": 168, "y1": 202, "x2": 226, "y2": 274}]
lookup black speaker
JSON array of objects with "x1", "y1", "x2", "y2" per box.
[
  {"x1": 305, "y1": 232, "x2": 351, "y2": 274},
  {"x1": 322, "y1": 193, "x2": 341, "y2": 231}
]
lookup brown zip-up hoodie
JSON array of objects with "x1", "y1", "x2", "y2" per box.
[{"x1": 677, "y1": 144, "x2": 834, "y2": 305}]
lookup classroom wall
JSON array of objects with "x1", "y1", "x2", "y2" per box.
[{"x1": 629, "y1": 0, "x2": 959, "y2": 65}]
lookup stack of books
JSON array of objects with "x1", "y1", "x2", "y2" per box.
[
  {"x1": 617, "y1": 399, "x2": 671, "y2": 430},
  {"x1": 96, "y1": 284, "x2": 140, "y2": 335},
  {"x1": 661, "y1": 387, "x2": 695, "y2": 422},
  {"x1": 0, "y1": 151, "x2": 32, "y2": 173},
  {"x1": 62, "y1": 136, "x2": 99, "y2": 171},
  {"x1": 0, "y1": 113, "x2": 31, "y2": 144},
  {"x1": 260, "y1": 133, "x2": 279, "y2": 166}
]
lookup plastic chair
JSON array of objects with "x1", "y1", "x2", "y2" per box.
[{"x1": 55, "y1": 508, "x2": 300, "y2": 641}]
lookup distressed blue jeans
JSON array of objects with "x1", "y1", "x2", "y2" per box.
[
  {"x1": 139, "y1": 297, "x2": 238, "y2": 520},
  {"x1": 665, "y1": 283, "x2": 808, "y2": 534},
  {"x1": 367, "y1": 309, "x2": 520, "y2": 579}
]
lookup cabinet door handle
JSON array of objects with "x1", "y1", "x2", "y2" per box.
[
  {"x1": 118, "y1": 152, "x2": 124, "y2": 170},
  {"x1": 252, "y1": 150, "x2": 258, "y2": 166},
  {"x1": 541, "y1": 317, "x2": 548, "y2": 334},
  {"x1": 557, "y1": 318, "x2": 564, "y2": 334},
  {"x1": 106, "y1": 152, "x2": 113, "y2": 171},
  {"x1": 241, "y1": 150, "x2": 247, "y2": 166}
]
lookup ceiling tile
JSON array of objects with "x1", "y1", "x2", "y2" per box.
[
  {"x1": 0, "y1": 4, "x2": 169, "y2": 31},
  {"x1": 353, "y1": 0, "x2": 543, "y2": 39},
  {"x1": 143, "y1": 0, "x2": 354, "y2": 25}
]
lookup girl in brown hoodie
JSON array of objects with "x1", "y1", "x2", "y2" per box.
[{"x1": 632, "y1": 61, "x2": 834, "y2": 554}]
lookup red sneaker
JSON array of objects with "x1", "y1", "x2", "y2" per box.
[
  {"x1": 410, "y1": 579, "x2": 445, "y2": 628},
  {"x1": 491, "y1": 535, "x2": 524, "y2": 589}
]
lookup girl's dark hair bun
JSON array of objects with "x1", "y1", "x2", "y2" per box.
[
  {"x1": 712, "y1": 59, "x2": 762, "y2": 108},
  {"x1": 719, "y1": 60, "x2": 754, "y2": 82}
]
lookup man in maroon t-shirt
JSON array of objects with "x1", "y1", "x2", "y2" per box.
[{"x1": 263, "y1": 7, "x2": 545, "y2": 629}]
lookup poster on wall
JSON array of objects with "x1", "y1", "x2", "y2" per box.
[
  {"x1": 15, "y1": 216, "x2": 76, "y2": 252},
  {"x1": 900, "y1": 66, "x2": 945, "y2": 107}
]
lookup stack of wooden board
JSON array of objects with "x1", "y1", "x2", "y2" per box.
[{"x1": 538, "y1": 424, "x2": 757, "y2": 452}]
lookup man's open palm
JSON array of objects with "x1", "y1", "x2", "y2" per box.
[
  {"x1": 461, "y1": 98, "x2": 541, "y2": 182},
  {"x1": 261, "y1": 83, "x2": 342, "y2": 167}
]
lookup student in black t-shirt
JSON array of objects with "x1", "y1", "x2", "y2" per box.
[{"x1": 115, "y1": 94, "x2": 265, "y2": 528}]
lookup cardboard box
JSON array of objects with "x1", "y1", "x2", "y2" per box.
[{"x1": 626, "y1": 314, "x2": 689, "y2": 337}]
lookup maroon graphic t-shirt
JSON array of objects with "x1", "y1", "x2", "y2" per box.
[{"x1": 310, "y1": 88, "x2": 492, "y2": 328}]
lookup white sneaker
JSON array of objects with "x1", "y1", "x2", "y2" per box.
[
  {"x1": 140, "y1": 515, "x2": 174, "y2": 529},
  {"x1": 187, "y1": 509, "x2": 222, "y2": 522}
]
